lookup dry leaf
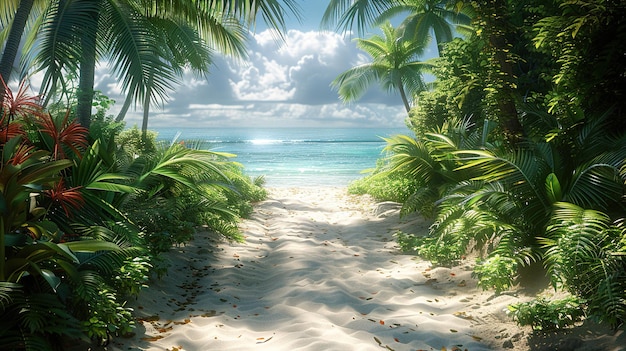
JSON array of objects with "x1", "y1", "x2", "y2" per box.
[{"x1": 140, "y1": 336, "x2": 164, "y2": 342}]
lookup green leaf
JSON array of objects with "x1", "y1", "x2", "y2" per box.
[
  {"x1": 39, "y1": 269, "x2": 61, "y2": 292},
  {"x1": 545, "y1": 173, "x2": 562, "y2": 203},
  {"x1": 61, "y1": 240, "x2": 120, "y2": 252}
]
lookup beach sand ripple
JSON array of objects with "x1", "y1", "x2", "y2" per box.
[{"x1": 105, "y1": 187, "x2": 624, "y2": 351}]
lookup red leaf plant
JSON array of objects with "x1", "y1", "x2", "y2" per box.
[
  {"x1": 7, "y1": 142, "x2": 37, "y2": 166},
  {"x1": 0, "y1": 76, "x2": 46, "y2": 123},
  {"x1": 44, "y1": 177, "x2": 85, "y2": 218},
  {"x1": 35, "y1": 110, "x2": 89, "y2": 160},
  {"x1": 0, "y1": 77, "x2": 41, "y2": 143}
]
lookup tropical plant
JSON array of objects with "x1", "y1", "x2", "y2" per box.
[
  {"x1": 376, "y1": 0, "x2": 472, "y2": 56},
  {"x1": 472, "y1": 254, "x2": 518, "y2": 293},
  {"x1": 1, "y1": 81, "x2": 145, "y2": 349},
  {"x1": 2, "y1": 0, "x2": 299, "y2": 127},
  {"x1": 384, "y1": 116, "x2": 488, "y2": 217},
  {"x1": 322, "y1": 0, "x2": 395, "y2": 34},
  {"x1": 114, "y1": 5, "x2": 248, "y2": 134},
  {"x1": 331, "y1": 22, "x2": 429, "y2": 113},
  {"x1": 540, "y1": 203, "x2": 626, "y2": 327},
  {"x1": 407, "y1": 37, "x2": 487, "y2": 137},
  {"x1": 322, "y1": 0, "x2": 472, "y2": 52},
  {"x1": 508, "y1": 295, "x2": 586, "y2": 331},
  {"x1": 532, "y1": 0, "x2": 626, "y2": 126}
]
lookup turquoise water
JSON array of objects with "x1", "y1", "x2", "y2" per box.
[{"x1": 153, "y1": 127, "x2": 410, "y2": 187}]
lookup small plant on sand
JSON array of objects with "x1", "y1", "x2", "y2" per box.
[
  {"x1": 472, "y1": 254, "x2": 518, "y2": 294},
  {"x1": 394, "y1": 231, "x2": 467, "y2": 266},
  {"x1": 508, "y1": 296, "x2": 586, "y2": 331}
]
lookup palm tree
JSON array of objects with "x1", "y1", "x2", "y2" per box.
[
  {"x1": 322, "y1": 0, "x2": 471, "y2": 51},
  {"x1": 322, "y1": 0, "x2": 395, "y2": 34},
  {"x1": 0, "y1": 0, "x2": 47, "y2": 101},
  {"x1": 2, "y1": 0, "x2": 299, "y2": 128},
  {"x1": 376, "y1": 0, "x2": 472, "y2": 56},
  {"x1": 115, "y1": 13, "x2": 239, "y2": 136},
  {"x1": 331, "y1": 22, "x2": 429, "y2": 113}
]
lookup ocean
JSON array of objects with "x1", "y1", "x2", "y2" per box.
[{"x1": 153, "y1": 127, "x2": 410, "y2": 187}]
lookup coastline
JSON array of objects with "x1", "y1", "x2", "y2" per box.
[{"x1": 102, "y1": 187, "x2": 623, "y2": 351}]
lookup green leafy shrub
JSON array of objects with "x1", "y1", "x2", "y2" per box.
[
  {"x1": 394, "y1": 230, "x2": 467, "y2": 266},
  {"x1": 116, "y1": 126, "x2": 158, "y2": 157},
  {"x1": 79, "y1": 285, "x2": 134, "y2": 343},
  {"x1": 541, "y1": 203, "x2": 626, "y2": 327},
  {"x1": 473, "y1": 254, "x2": 518, "y2": 294},
  {"x1": 393, "y1": 231, "x2": 421, "y2": 253},
  {"x1": 349, "y1": 166, "x2": 419, "y2": 203},
  {"x1": 114, "y1": 256, "x2": 152, "y2": 298},
  {"x1": 508, "y1": 296, "x2": 586, "y2": 331}
]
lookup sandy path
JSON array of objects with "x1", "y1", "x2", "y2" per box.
[{"x1": 105, "y1": 187, "x2": 570, "y2": 351}]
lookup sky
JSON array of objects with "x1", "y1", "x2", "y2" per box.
[{"x1": 90, "y1": 1, "x2": 433, "y2": 129}]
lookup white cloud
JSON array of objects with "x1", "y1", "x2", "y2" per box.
[{"x1": 95, "y1": 29, "x2": 407, "y2": 129}]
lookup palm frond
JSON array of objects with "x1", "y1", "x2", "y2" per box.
[
  {"x1": 455, "y1": 148, "x2": 553, "y2": 211},
  {"x1": 321, "y1": 0, "x2": 393, "y2": 34},
  {"x1": 27, "y1": 0, "x2": 100, "y2": 97},
  {"x1": 566, "y1": 161, "x2": 623, "y2": 211},
  {"x1": 103, "y1": 0, "x2": 177, "y2": 107},
  {"x1": 0, "y1": 282, "x2": 20, "y2": 311}
]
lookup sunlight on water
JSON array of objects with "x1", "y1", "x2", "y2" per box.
[
  {"x1": 154, "y1": 127, "x2": 410, "y2": 187},
  {"x1": 249, "y1": 139, "x2": 282, "y2": 145}
]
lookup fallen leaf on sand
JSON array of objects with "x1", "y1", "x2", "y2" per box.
[
  {"x1": 141, "y1": 336, "x2": 164, "y2": 342},
  {"x1": 256, "y1": 336, "x2": 273, "y2": 344}
]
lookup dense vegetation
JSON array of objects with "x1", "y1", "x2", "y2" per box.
[
  {"x1": 0, "y1": 81, "x2": 266, "y2": 349},
  {"x1": 335, "y1": 0, "x2": 626, "y2": 330},
  {"x1": 0, "y1": 0, "x2": 295, "y2": 349}
]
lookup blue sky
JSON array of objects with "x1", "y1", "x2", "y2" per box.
[{"x1": 92, "y1": 1, "x2": 428, "y2": 129}]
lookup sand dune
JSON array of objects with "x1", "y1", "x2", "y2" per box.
[{"x1": 105, "y1": 187, "x2": 624, "y2": 351}]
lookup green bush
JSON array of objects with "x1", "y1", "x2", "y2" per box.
[
  {"x1": 114, "y1": 256, "x2": 152, "y2": 298},
  {"x1": 79, "y1": 285, "x2": 134, "y2": 343},
  {"x1": 348, "y1": 160, "x2": 420, "y2": 203},
  {"x1": 394, "y1": 230, "x2": 467, "y2": 266},
  {"x1": 508, "y1": 296, "x2": 586, "y2": 331},
  {"x1": 472, "y1": 254, "x2": 518, "y2": 294}
]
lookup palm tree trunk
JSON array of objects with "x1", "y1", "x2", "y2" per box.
[
  {"x1": 141, "y1": 92, "x2": 150, "y2": 139},
  {"x1": 397, "y1": 79, "x2": 411, "y2": 113},
  {"x1": 76, "y1": 2, "x2": 101, "y2": 128},
  {"x1": 115, "y1": 92, "x2": 133, "y2": 122},
  {"x1": 0, "y1": 0, "x2": 35, "y2": 97},
  {"x1": 141, "y1": 74, "x2": 153, "y2": 141}
]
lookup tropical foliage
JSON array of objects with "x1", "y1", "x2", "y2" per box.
[
  {"x1": 336, "y1": 0, "x2": 626, "y2": 330},
  {"x1": 0, "y1": 0, "x2": 299, "y2": 128},
  {"x1": 331, "y1": 22, "x2": 429, "y2": 113},
  {"x1": 0, "y1": 81, "x2": 265, "y2": 349}
]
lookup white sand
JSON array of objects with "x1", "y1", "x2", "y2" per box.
[{"x1": 105, "y1": 187, "x2": 624, "y2": 351}]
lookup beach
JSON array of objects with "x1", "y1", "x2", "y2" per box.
[{"x1": 105, "y1": 187, "x2": 625, "y2": 351}]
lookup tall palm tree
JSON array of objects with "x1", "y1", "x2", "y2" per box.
[
  {"x1": 0, "y1": 0, "x2": 48, "y2": 103},
  {"x1": 376, "y1": 0, "x2": 472, "y2": 56},
  {"x1": 322, "y1": 0, "x2": 471, "y2": 56},
  {"x1": 331, "y1": 22, "x2": 429, "y2": 113},
  {"x1": 2, "y1": 0, "x2": 299, "y2": 128},
  {"x1": 114, "y1": 12, "x2": 241, "y2": 135}
]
